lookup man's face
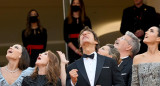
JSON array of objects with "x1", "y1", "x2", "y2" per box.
[
  {"x1": 114, "y1": 35, "x2": 132, "y2": 52},
  {"x1": 79, "y1": 30, "x2": 98, "y2": 46},
  {"x1": 98, "y1": 45, "x2": 112, "y2": 58},
  {"x1": 134, "y1": 0, "x2": 143, "y2": 5}
]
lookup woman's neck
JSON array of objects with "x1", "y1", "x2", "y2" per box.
[
  {"x1": 73, "y1": 12, "x2": 80, "y2": 18},
  {"x1": 31, "y1": 23, "x2": 38, "y2": 29},
  {"x1": 7, "y1": 60, "x2": 19, "y2": 71},
  {"x1": 147, "y1": 44, "x2": 159, "y2": 55},
  {"x1": 38, "y1": 66, "x2": 46, "y2": 75}
]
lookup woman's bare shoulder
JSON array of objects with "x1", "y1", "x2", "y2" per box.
[{"x1": 133, "y1": 53, "x2": 146, "y2": 65}]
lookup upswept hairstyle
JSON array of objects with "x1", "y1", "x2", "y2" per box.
[
  {"x1": 31, "y1": 50, "x2": 60, "y2": 86},
  {"x1": 67, "y1": 0, "x2": 87, "y2": 24},
  {"x1": 78, "y1": 26, "x2": 100, "y2": 52},
  {"x1": 152, "y1": 26, "x2": 160, "y2": 37},
  {"x1": 18, "y1": 46, "x2": 30, "y2": 70},
  {"x1": 24, "y1": 9, "x2": 43, "y2": 37}
]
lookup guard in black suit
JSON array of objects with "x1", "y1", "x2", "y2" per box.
[
  {"x1": 120, "y1": 0, "x2": 158, "y2": 54},
  {"x1": 119, "y1": 56, "x2": 133, "y2": 86},
  {"x1": 66, "y1": 26, "x2": 124, "y2": 86}
]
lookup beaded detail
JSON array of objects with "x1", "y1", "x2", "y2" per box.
[{"x1": 132, "y1": 63, "x2": 160, "y2": 86}]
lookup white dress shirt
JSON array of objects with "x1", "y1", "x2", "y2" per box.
[
  {"x1": 71, "y1": 52, "x2": 97, "y2": 86},
  {"x1": 83, "y1": 52, "x2": 97, "y2": 86}
]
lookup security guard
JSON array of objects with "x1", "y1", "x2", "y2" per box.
[{"x1": 120, "y1": 0, "x2": 158, "y2": 54}]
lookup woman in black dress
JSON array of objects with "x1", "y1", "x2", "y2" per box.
[
  {"x1": 22, "y1": 50, "x2": 61, "y2": 86},
  {"x1": 22, "y1": 9, "x2": 47, "y2": 67},
  {"x1": 64, "y1": 0, "x2": 92, "y2": 64}
]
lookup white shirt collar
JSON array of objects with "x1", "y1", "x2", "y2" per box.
[
  {"x1": 121, "y1": 56, "x2": 129, "y2": 60},
  {"x1": 83, "y1": 51, "x2": 97, "y2": 86}
]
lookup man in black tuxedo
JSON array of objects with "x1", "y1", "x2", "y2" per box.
[
  {"x1": 114, "y1": 31, "x2": 141, "y2": 86},
  {"x1": 120, "y1": 0, "x2": 158, "y2": 54},
  {"x1": 66, "y1": 26, "x2": 124, "y2": 86}
]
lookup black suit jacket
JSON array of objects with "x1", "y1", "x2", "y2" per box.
[
  {"x1": 119, "y1": 57, "x2": 133, "y2": 86},
  {"x1": 120, "y1": 4, "x2": 158, "y2": 35},
  {"x1": 66, "y1": 54, "x2": 124, "y2": 86}
]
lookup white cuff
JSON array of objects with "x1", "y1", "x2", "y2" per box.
[{"x1": 70, "y1": 79, "x2": 76, "y2": 86}]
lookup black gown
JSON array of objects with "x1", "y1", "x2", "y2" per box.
[
  {"x1": 22, "y1": 75, "x2": 61, "y2": 86},
  {"x1": 63, "y1": 16, "x2": 92, "y2": 64},
  {"x1": 22, "y1": 28, "x2": 47, "y2": 67}
]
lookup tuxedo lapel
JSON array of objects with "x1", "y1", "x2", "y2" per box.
[
  {"x1": 119, "y1": 61, "x2": 125, "y2": 71},
  {"x1": 94, "y1": 54, "x2": 105, "y2": 85},
  {"x1": 76, "y1": 58, "x2": 90, "y2": 85}
]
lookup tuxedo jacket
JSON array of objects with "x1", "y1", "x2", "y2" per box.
[
  {"x1": 66, "y1": 54, "x2": 124, "y2": 86},
  {"x1": 119, "y1": 57, "x2": 133, "y2": 86}
]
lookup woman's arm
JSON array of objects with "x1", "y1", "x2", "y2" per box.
[
  {"x1": 57, "y1": 51, "x2": 69, "y2": 86},
  {"x1": 68, "y1": 42, "x2": 82, "y2": 56},
  {"x1": 131, "y1": 55, "x2": 140, "y2": 86}
]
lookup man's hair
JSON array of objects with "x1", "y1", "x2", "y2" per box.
[
  {"x1": 78, "y1": 26, "x2": 100, "y2": 52},
  {"x1": 125, "y1": 31, "x2": 141, "y2": 57},
  {"x1": 106, "y1": 44, "x2": 121, "y2": 64}
]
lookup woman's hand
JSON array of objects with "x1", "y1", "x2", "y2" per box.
[
  {"x1": 75, "y1": 49, "x2": 82, "y2": 56},
  {"x1": 57, "y1": 51, "x2": 69, "y2": 65}
]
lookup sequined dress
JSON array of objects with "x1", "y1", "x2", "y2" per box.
[{"x1": 132, "y1": 63, "x2": 160, "y2": 86}]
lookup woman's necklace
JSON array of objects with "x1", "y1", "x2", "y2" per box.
[{"x1": 5, "y1": 66, "x2": 19, "y2": 73}]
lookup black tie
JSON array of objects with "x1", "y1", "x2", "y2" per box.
[{"x1": 83, "y1": 53, "x2": 94, "y2": 59}]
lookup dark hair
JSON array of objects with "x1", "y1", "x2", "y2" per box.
[
  {"x1": 106, "y1": 44, "x2": 121, "y2": 64},
  {"x1": 156, "y1": 26, "x2": 160, "y2": 49},
  {"x1": 24, "y1": 9, "x2": 43, "y2": 37},
  {"x1": 18, "y1": 46, "x2": 30, "y2": 70},
  {"x1": 67, "y1": 0, "x2": 87, "y2": 24},
  {"x1": 31, "y1": 50, "x2": 60, "y2": 86},
  {"x1": 78, "y1": 26, "x2": 100, "y2": 52},
  {"x1": 156, "y1": 26, "x2": 160, "y2": 37}
]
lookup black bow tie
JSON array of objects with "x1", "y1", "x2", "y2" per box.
[{"x1": 83, "y1": 53, "x2": 94, "y2": 59}]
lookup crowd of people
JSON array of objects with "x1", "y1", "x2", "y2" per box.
[{"x1": 1, "y1": 0, "x2": 160, "y2": 86}]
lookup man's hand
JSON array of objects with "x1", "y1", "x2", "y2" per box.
[
  {"x1": 135, "y1": 29, "x2": 144, "y2": 38},
  {"x1": 69, "y1": 69, "x2": 78, "y2": 85}
]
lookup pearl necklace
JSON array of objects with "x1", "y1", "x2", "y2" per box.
[{"x1": 5, "y1": 66, "x2": 19, "y2": 73}]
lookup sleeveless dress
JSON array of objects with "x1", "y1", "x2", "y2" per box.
[{"x1": 132, "y1": 63, "x2": 160, "y2": 86}]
